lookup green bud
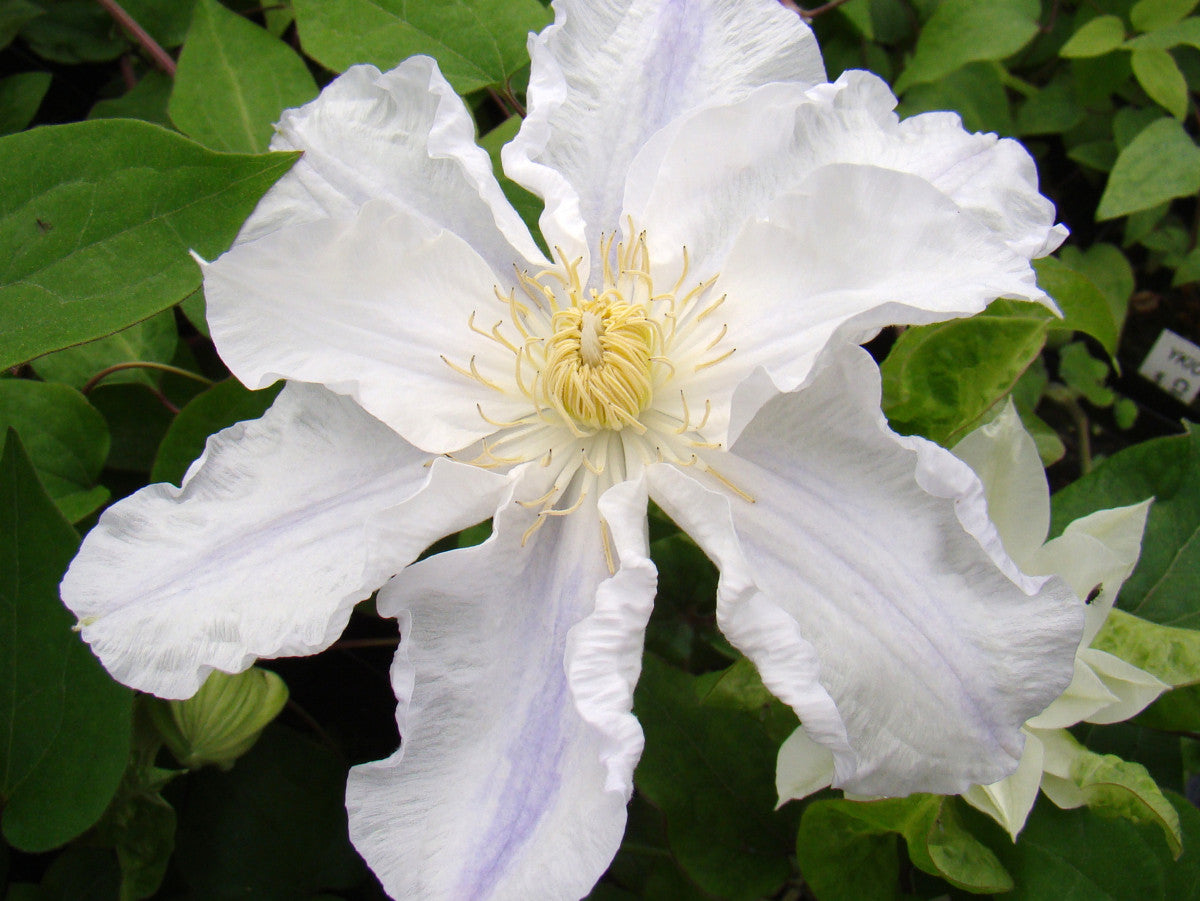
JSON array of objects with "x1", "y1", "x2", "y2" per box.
[{"x1": 148, "y1": 667, "x2": 289, "y2": 770}]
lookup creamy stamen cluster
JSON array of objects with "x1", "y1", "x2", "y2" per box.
[{"x1": 443, "y1": 228, "x2": 747, "y2": 555}]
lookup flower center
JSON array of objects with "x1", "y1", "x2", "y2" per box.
[
  {"x1": 541, "y1": 295, "x2": 656, "y2": 431},
  {"x1": 447, "y1": 227, "x2": 736, "y2": 448},
  {"x1": 442, "y1": 225, "x2": 752, "y2": 564}
]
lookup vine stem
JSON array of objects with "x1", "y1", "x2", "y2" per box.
[
  {"x1": 95, "y1": 0, "x2": 177, "y2": 77},
  {"x1": 81, "y1": 361, "x2": 214, "y2": 395},
  {"x1": 488, "y1": 87, "x2": 516, "y2": 119},
  {"x1": 1046, "y1": 383, "x2": 1093, "y2": 476}
]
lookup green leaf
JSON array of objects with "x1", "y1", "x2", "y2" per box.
[
  {"x1": 1114, "y1": 105, "x2": 1165, "y2": 148},
  {"x1": 1059, "y1": 340, "x2": 1116, "y2": 406},
  {"x1": 0, "y1": 379, "x2": 109, "y2": 522},
  {"x1": 111, "y1": 791, "x2": 175, "y2": 901},
  {"x1": 1132, "y1": 0, "x2": 1200, "y2": 32},
  {"x1": 795, "y1": 803, "x2": 901, "y2": 901},
  {"x1": 0, "y1": 71, "x2": 50, "y2": 136},
  {"x1": 1094, "y1": 607, "x2": 1200, "y2": 687},
  {"x1": 1115, "y1": 396, "x2": 1139, "y2": 429},
  {"x1": 177, "y1": 286, "x2": 209, "y2": 336},
  {"x1": 1011, "y1": 357, "x2": 1065, "y2": 461},
  {"x1": 881, "y1": 300, "x2": 1050, "y2": 446},
  {"x1": 263, "y1": 4, "x2": 293, "y2": 37},
  {"x1": 20, "y1": 0, "x2": 125, "y2": 63},
  {"x1": 0, "y1": 0, "x2": 43, "y2": 50},
  {"x1": 151, "y1": 378, "x2": 281, "y2": 485},
  {"x1": 1097, "y1": 117, "x2": 1200, "y2": 219},
  {"x1": 170, "y1": 0, "x2": 318, "y2": 153},
  {"x1": 0, "y1": 430, "x2": 133, "y2": 851},
  {"x1": 293, "y1": 0, "x2": 550, "y2": 93},
  {"x1": 1051, "y1": 425, "x2": 1200, "y2": 628},
  {"x1": 88, "y1": 71, "x2": 173, "y2": 126},
  {"x1": 868, "y1": 0, "x2": 915, "y2": 44},
  {"x1": 646, "y1": 530, "x2": 722, "y2": 669},
  {"x1": 118, "y1": 0, "x2": 197, "y2": 48},
  {"x1": 1060, "y1": 14, "x2": 1127, "y2": 57},
  {"x1": 1124, "y1": 202, "x2": 1171, "y2": 245},
  {"x1": 694, "y1": 658, "x2": 798, "y2": 747},
  {"x1": 1142, "y1": 219, "x2": 1192, "y2": 262},
  {"x1": 898, "y1": 61, "x2": 1014, "y2": 135},
  {"x1": 1071, "y1": 51, "x2": 1135, "y2": 107},
  {"x1": 633, "y1": 655, "x2": 795, "y2": 901},
  {"x1": 0, "y1": 119, "x2": 299, "y2": 370},
  {"x1": 1017, "y1": 75, "x2": 1085, "y2": 134},
  {"x1": 90, "y1": 383, "x2": 175, "y2": 473},
  {"x1": 31, "y1": 310, "x2": 178, "y2": 390},
  {"x1": 1132, "y1": 46, "x2": 1190, "y2": 117},
  {"x1": 1175, "y1": 246, "x2": 1200, "y2": 285},
  {"x1": 797, "y1": 796, "x2": 1013, "y2": 898},
  {"x1": 1057, "y1": 242, "x2": 1135, "y2": 334},
  {"x1": 603, "y1": 795, "x2": 707, "y2": 901},
  {"x1": 893, "y1": 0, "x2": 1040, "y2": 93},
  {"x1": 168, "y1": 724, "x2": 366, "y2": 899},
  {"x1": 1034, "y1": 256, "x2": 1121, "y2": 356},
  {"x1": 1083, "y1": 720, "x2": 1185, "y2": 796},
  {"x1": 1068, "y1": 139, "x2": 1119, "y2": 172},
  {"x1": 1127, "y1": 15, "x2": 1200, "y2": 50},
  {"x1": 987, "y1": 790, "x2": 1200, "y2": 899},
  {"x1": 92, "y1": 700, "x2": 182, "y2": 901},
  {"x1": 1066, "y1": 737, "x2": 1183, "y2": 857},
  {"x1": 1138, "y1": 682, "x2": 1200, "y2": 731}
]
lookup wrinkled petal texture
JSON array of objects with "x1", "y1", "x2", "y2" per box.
[
  {"x1": 625, "y1": 70, "x2": 1064, "y2": 285},
  {"x1": 204, "y1": 202, "x2": 532, "y2": 453},
  {"x1": 347, "y1": 475, "x2": 655, "y2": 901},
  {"x1": 951, "y1": 399, "x2": 1050, "y2": 569},
  {"x1": 239, "y1": 57, "x2": 543, "y2": 272},
  {"x1": 679, "y1": 164, "x2": 1045, "y2": 446},
  {"x1": 505, "y1": 0, "x2": 823, "y2": 264},
  {"x1": 651, "y1": 347, "x2": 1082, "y2": 795},
  {"x1": 60, "y1": 383, "x2": 507, "y2": 699}
]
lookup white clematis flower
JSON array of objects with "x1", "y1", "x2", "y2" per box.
[
  {"x1": 62, "y1": 2, "x2": 1085, "y2": 898},
  {"x1": 777, "y1": 401, "x2": 1161, "y2": 841},
  {"x1": 954, "y1": 402, "x2": 1163, "y2": 840}
]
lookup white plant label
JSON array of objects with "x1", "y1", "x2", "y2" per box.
[{"x1": 1139, "y1": 328, "x2": 1200, "y2": 404}]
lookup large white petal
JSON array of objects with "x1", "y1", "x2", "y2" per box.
[
  {"x1": 776, "y1": 726, "x2": 836, "y2": 804},
  {"x1": 239, "y1": 57, "x2": 543, "y2": 273},
  {"x1": 1077, "y1": 648, "x2": 1167, "y2": 724},
  {"x1": 203, "y1": 200, "x2": 532, "y2": 453},
  {"x1": 1024, "y1": 656, "x2": 1120, "y2": 730},
  {"x1": 1031, "y1": 501, "x2": 1151, "y2": 646},
  {"x1": 951, "y1": 400, "x2": 1051, "y2": 570},
  {"x1": 651, "y1": 347, "x2": 1082, "y2": 796},
  {"x1": 626, "y1": 69, "x2": 1062, "y2": 282},
  {"x1": 962, "y1": 728, "x2": 1045, "y2": 841},
  {"x1": 684, "y1": 164, "x2": 1045, "y2": 445},
  {"x1": 347, "y1": 476, "x2": 655, "y2": 901},
  {"x1": 1036, "y1": 728, "x2": 1087, "y2": 810},
  {"x1": 504, "y1": 0, "x2": 823, "y2": 263},
  {"x1": 60, "y1": 383, "x2": 507, "y2": 699}
]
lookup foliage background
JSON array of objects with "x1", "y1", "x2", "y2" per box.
[{"x1": 3, "y1": 0, "x2": 1200, "y2": 898}]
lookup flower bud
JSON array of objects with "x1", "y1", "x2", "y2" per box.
[{"x1": 148, "y1": 667, "x2": 288, "y2": 770}]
